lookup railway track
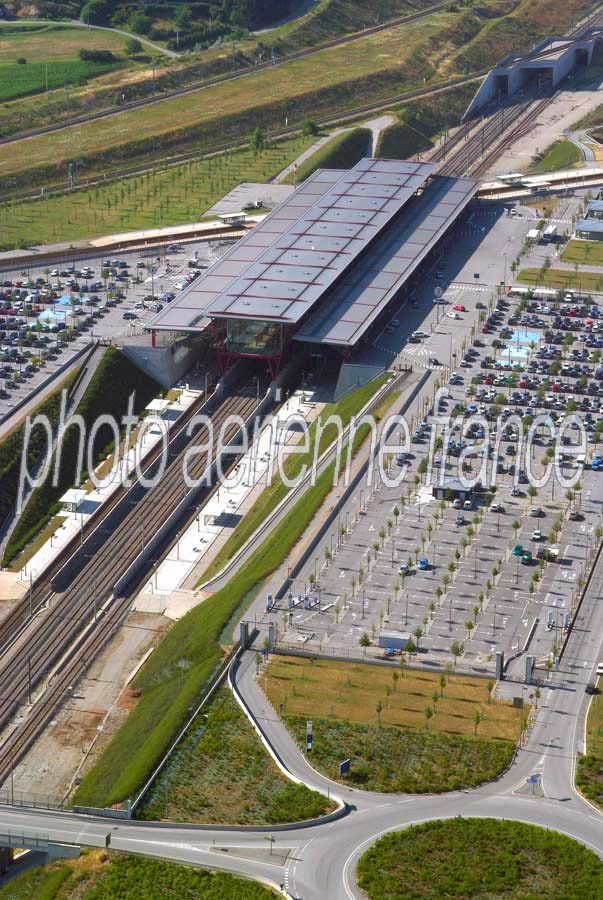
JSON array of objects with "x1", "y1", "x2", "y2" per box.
[
  {"x1": 0, "y1": 1, "x2": 454, "y2": 149},
  {"x1": 0, "y1": 380, "x2": 264, "y2": 781},
  {"x1": 0, "y1": 383, "x2": 212, "y2": 655}
]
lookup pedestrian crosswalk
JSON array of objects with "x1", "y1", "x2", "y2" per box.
[{"x1": 449, "y1": 283, "x2": 488, "y2": 292}]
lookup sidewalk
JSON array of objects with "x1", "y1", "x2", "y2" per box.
[{"x1": 131, "y1": 389, "x2": 326, "y2": 619}]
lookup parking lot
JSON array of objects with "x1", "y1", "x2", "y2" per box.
[
  {"x1": 272, "y1": 204, "x2": 603, "y2": 681},
  {"x1": 0, "y1": 238, "x2": 214, "y2": 419}
]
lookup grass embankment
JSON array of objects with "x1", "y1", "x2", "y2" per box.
[
  {"x1": 282, "y1": 127, "x2": 371, "y2": 184},
  {"x1": 357, "y1": 819, "x2": 603, "y2": 900},
  {"x1": 0, "y1": 369, "x2": 79, "y2": 535},
  {"x1": 137, "y1": 684, "x2": 332, "y2": 824},
  {"x1": 0, "y1": 1, "x2": 543, "y2": 191},
  {"x1": 375, "y1": 83, "x2": 476, "y2": 159},
  {"x1": 576, "y1": 679, "x2": 603, "y2": 807},
  {"x1": 530, "y1": 139, "x2": 582, "y2": 174},
  {"x1": 3, "y1": 348, "x2": 160, "y2": 567},
  {"x1": 0, "y1": 852, "x2": 277, "y2": 900},
  {"x1": 561, "y1": 239, "x2": 603, "y2": 266},
  {"x1": 73, "y1": 374, "x2": 393, "y2": 807},
  {"x1": 0, "y1": 137, "x2": 315, "y2": 250},
  {"x1": 518, "y1": 268, "x2": 603, "y2": 292},
  {"x1": 0, "y1": 22, "x2": 128, "y2": 102},
  {"x1": 0, "y1": 1, "x2": 425, "y2": 139},
  {"x1": 262, "y1": 657, "x2": 517, "y2": 793},
  {"x1": 199, "y1": 374, "x2": 390, "y2": 585}
]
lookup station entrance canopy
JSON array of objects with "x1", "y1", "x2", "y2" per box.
[{"x1": 148, "y1": 157, "x2": 478, "y2": 355}]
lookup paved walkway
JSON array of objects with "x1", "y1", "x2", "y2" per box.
[{"x1": 274, "y1": 129, "x2": 348, "y2": 184}]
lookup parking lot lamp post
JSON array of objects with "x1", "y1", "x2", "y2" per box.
[
  {"x1": 405, "y1": 593, "x2": 409, "y2": 626},
  {"x1": 492, "y1": 604, "x2": 497, "y2": 637},
  {"x1": 474, "y1": 547, "x2": 477, "y2": 579},
  {"x1": 362, "y1": 587, "x2": 366, "y2": 619},
  {"x1": 516, "y1": 557, "x2": 519, "y2": 585},
  {"x1": 497, "y1": 511, "x2": 501, "y2": 533},
  {"x1": 448, "y1": 594, "x2": 452, "y2": 631}
]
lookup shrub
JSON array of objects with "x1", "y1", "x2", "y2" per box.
[{"x1": 79, "y1": 49, "x2": 116, "y2": 63}]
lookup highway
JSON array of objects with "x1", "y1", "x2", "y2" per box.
[{"x1": 1, "y1": 532, "x2": 602, "y2": 899}]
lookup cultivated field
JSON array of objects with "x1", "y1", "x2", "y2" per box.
[
  {"x1": 0, "y1": 13, "x2": 455, "y2": 180},
  {"x1": 0, "y1": 23, "x2": 127, "y2": 101}
]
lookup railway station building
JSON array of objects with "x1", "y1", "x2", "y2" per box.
[{"x1": 147, "y1": 158, "x2": 478, "y2": 391}]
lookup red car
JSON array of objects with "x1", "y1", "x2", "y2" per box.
[{"x1": 452, "y1": 304, "x2": 466, "y2": 312}]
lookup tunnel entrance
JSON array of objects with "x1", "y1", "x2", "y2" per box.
[
  {"x1": 495, "y1": 73, "x2": 510, "y2": 98},
  {"x1": 520, "y1": 65, "x2": 554, "y2": 94}
]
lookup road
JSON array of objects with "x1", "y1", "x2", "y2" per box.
[
  {"x1": 1, "y1": 519, "x2": 602, "y2": 899},
  {"x1": 34, "y1": 18, "x2": 179, "y2": 58}
]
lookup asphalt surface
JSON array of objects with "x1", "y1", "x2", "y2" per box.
[
  {"x1": 0, "y1": 240, "x2": 212, "y2": 422},
  {"x1": 1, "y1": 578, "x2": 602, "y2": 900},
  {"x1": 2, "y1": 200, "x2": 603, "y2": 898}
]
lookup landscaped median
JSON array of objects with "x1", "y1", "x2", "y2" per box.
[
  {"x1": 136, "y1": 684, "x2": 333, "y2": 824},
  {"x1": 576, "y1": 677, "x2": 603, "y2": 808},
  {"x1": 0, "y1": 852, "x2": 279, "y2": 900},
  {"x1": 356, "y1": 818, "x2": 603, "y2": 900},
  {"x1": 72, "y1": 373, "x2": 397, "y2": 809},
  {"x1": 261, "y1": 656, "x2": 518, "y2": 793}
]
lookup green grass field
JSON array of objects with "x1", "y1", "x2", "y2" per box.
[
  {"x1": 262, "y1": 656, "x2": 517, "y2": 793},
  {"x1": 561, "y1": 239, "x2": 603, "y2": 266},
  {"x1": 137, "y1": 685, "x2": 333, "y2": 824},
  {"x1": 518, "y1": 267, "x2": 603, "y2": 292},
  {"x1": 0, "y1": 23, "x2": 127, "y2": 101},
  {"x1": 530, "y1": 139, "x2": 582, "y2": 173},
  {"x1": 0, "y1": 59, "x2": 123, "y2": 102},
  {"x1": 357, "y1": 819, "x2": 603, "y2": 900},
  {"x1": 0, "y1": 137, "x2": 315, "y2": 250},
  {"x1": 0, "y1": 852, "x2": 278, "y2": 900}
]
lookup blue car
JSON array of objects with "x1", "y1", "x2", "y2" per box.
[{"x1": 417, "y1": 556, "x2": 429, "y2": 571}]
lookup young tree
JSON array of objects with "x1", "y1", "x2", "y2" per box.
[
  {"x1": 439, "y1": 673, "x2": 446, "y2": 697},
  {"x1": 465, "y1": 619, "x2": 475, "y2": 639},
  {"x1": 399, "y1": 653, "x2": 406, "y2": 677},
  {"x1": 474, "y1": 709, "x2": 482, "y2": 735},
  {"x1": 450, "y1": 640, "x2": 464, "y2": 668},
  {"x1": 424, "y1": 706, "x2": 433, "y2": 730},
  {"x1": 413, "y1": 626, "x2": 423, "y2": 648},
  {"x1": 376, "y1": 700, "x2": 383, "y2": 725},
  {"x1": 392, "y1": 670, "x2": 399, "y2": 693},
  {"x1": 359, "y1": 632, "x2": 371, "y2": 654}
]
